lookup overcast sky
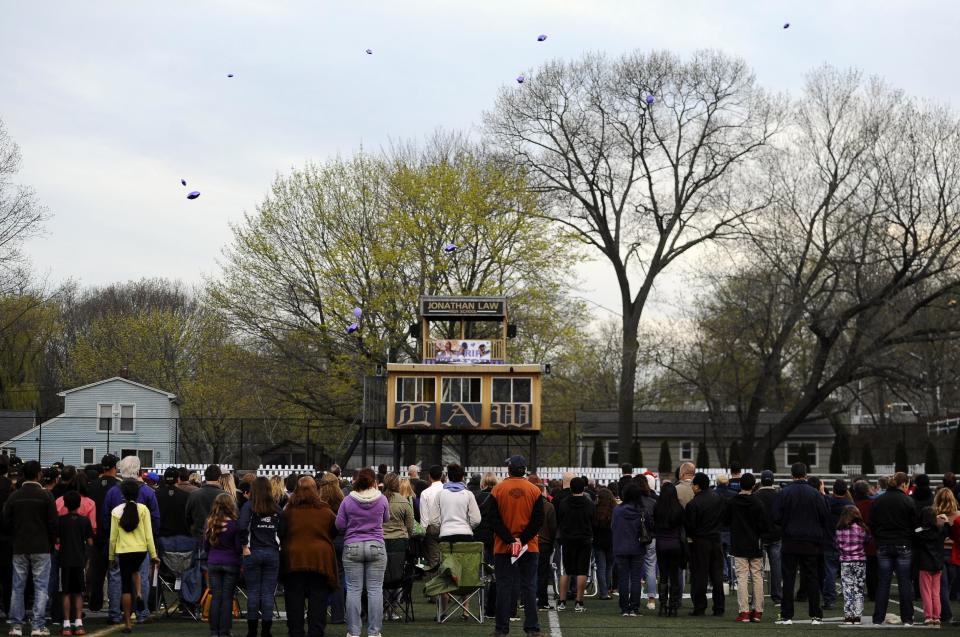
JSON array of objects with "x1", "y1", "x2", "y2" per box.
[{"x1": 3, "y1": 0, "x2": 959, "y2": 322}]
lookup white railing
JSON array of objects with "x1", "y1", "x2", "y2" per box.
[
  {"x1": 152, "y1": 463, "x2": 234, "y2": 473},
  {"x1": 928, "y1": 418, "x2": 960, "y2": 436},
  {"x1": 256, "y1": 464, "x2": 317, "y2": 477}
]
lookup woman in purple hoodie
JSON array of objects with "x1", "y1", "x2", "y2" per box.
[{"x1": 336, "y1": 467, "x2": 389, "y2": 637}]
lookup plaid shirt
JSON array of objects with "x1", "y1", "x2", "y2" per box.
[{"x1": 836, "y1": 523, "x2": 870, "y2": 562}]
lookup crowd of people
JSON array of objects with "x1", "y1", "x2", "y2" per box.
[{"x1": 1, "y1": 451, "x2": 960, "y2": 637}]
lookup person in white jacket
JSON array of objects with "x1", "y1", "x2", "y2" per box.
[{"x1": 431, "y1": 463, "x2": 482, "y2": 542}]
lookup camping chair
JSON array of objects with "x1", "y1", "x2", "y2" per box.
[
  {"x1": 425, "y1": 541, "x2": 487, "y2": 624},
  {"x1": 382, "y1": 546, "x2": 415, "y2": 623},
  {"x1": 156, "y1": 541, "x2": 200, "y2": 620}
]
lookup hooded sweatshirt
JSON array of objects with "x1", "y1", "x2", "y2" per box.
[
  {"x1": 335, "y1": 487, "x2": 390, "y2": 545},
  {"x1": 557, "y1": 494, "x2": 595, "y2": 543},
  {"x1": 433, "y1": 483, "x2": 481, "y2": 538},
  {"x1": 724, "y1": 492, "x2": 770, "y2": 558}
]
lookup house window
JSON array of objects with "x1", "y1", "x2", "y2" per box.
[
  {"x1": 679, "y1": 441, "x2": 694, "y2": 462},
  {"x1": 0, "y1": 447, "x2": 15, "y2": 457},
  {"x1": 492, "y1": 378, "x2": 532, "y2": 403},
  {"x1": 98, "y1": 404, "x2": 113, "y2": 432},
  {"x1": 786, "y1": 442, "x2": 818, "y2": 468},
  {"x1": 82, "y1": 448, "x2": 95, "y2": 465},
  {"x1": 120, "y1": 448, "x2": 154, "y2": 468},
  {"x1": 441, "y1": 377, "x2": 482, "y2": 403},
  {"x1": 396, "y1": 377, "x2": 435, "y2": 403},
  {"x1": 606, "y1": 440, "x2": 619, "y2": 466},
  {"x1": 119, "y1": 404, "x2": 135, "y2": 432}
]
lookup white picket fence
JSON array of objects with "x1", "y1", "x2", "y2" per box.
[
  {"x1": 256, "y1": 464, "x2": 317, "y2": 477},
  {"x1": 153, "y1": 463, "x2": 234, "y2": 474},
  {"x1": 842, "y1": 464, "x2": 926, "y2": 476}
]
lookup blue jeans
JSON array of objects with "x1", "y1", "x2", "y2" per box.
[
  {"x1": 593, "y1": 547, "x2": 613, "y2": 597},
  {"x1": 494, "y1": 551, "x2": 539, "y2": 635},
  {"x1": 11, "y1": 554, "x2": 51, "y2": 630},
  {"x1": 108, "y1": 553, "x2": 152, "y2": 622},
  {"x1": 208, "y1": 565, "x2": 238, "y2": 637},
  {"x1": 343, "y1": 540, "x2": 387, "y2": 637},
  {"x1": 641, "y1": 541, "x2": 657, "y2": 598},
  {"x1": 822, "y1": 548, "x2": 838, "y2": 606},
  {"x1": 873, "y1": 544, "x2": 914, "y2": 625},
  {"x1": 615, "y1": 554, "x2": 643, "y2": 613},
  {"x1": 243, "y1": 548, "x2": 280, "y2": 620},
  {"x1": 763, "y1": 541, "x2": 782, "y2": 602}
]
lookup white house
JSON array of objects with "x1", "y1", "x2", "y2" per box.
[{"x1": 3, "y1": 377, "x2": 180, "y2": 467}]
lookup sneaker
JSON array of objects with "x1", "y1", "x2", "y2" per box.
[
  {"x1": 811, "y1": 618, "x2": 823, "y2": 625},
  {"x1": 751, "y1": 611, "x2": 763, "y2": 623},
  {"x1": 774, "y1": 618, "x2": 792, "y2": 625},
  {"x1": 647, "y1": 600, "x2": 656, "y2": 610},
  {"x1": 72, "y1": 630, "x2": 85, "y2": 637},
  {"x1": 9, "y1": 627, "x2": 22, "y2": 637},
  {"x1": 538, "y1": 604, "x2": 551, "y2": 611},
  {"x1": 735, "y1": 612, "x2": 752, "y2": 623},
  {"x1": 61, "y1": 630, "x2": 72, "y2": 637},
  {"x1": 556, "y1": 602, "x2": 566, "y2": 611},
  {"x1": 621, "y1": 612, "x2": 632, "y2": 617},
  {"x1": 574, "y1": 602, "x2": 586, "y2": 613},
  {"x1": 31, "y1": 629, "x2": 51, "y2": 637}
]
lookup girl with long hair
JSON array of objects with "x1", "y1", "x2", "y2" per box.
[
  {"x1": 317, "y1": 472, "x2": 345, "y2": 512},
  {"x1": 593, "y1": 487, "x2": 616, "y2": 600},
  {"x1": 281, "y1": 476, "x2": 339, "y2": 637},
  {"x1": 836, "y1": 505, "x2": 870, "y2": 624},
  {"x1": 204, "y1": 493, "x2": 242, "y2": 637},
  {"x1": 238, "y1": 477, "x2": 285, "y2": 637},
  {"x1": 336, "y1": 468, "x2": 389, "y2": 637},
  {"x1": 268, "y1": 475, "x2": 287, "y2": 507},
  {"x1": 109, "y1": 480, "x2": 158, "y2": 633},
  {"x1": 652, "y1": 481, "x2": 684, "y2": 616}
]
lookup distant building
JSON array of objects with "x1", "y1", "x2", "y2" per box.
[
  {"x1": 2, "y1": 377, "x2": 180, "y2": 467},
  {"x1": 576, "y1": 409, "x2": 836, "y2": 470}
]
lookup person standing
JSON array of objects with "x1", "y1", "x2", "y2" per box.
[
  {"x1": 852, "y1": 480, "x2": 878, "y2": 601},
  {"x1": 556, "y1": 477, "x2": 595, "y2": 612},
  {"x1": 725, "y1": 473, "x2": 769, "y2": 623},
  {"x1": 336, "y1": 468, "x2": 389, "y2": 637},
  {"x1": 675, "y1": 463, "x2": 696, "y2": 508},
  {"x1": 684, "y1": 472, "x2": 726, "y2": 617},
  {"x1": 58, "y1": 491, "x2": 94, "y2": 636},
  {"x1": 418, "y1": 466, "x2": 445, "y2": 572},
  {"x1": 238, "y1": 477, "x2": 285, "y2": 637},
  {"x1": 870, "y1": 471, "x2": 920, "y2": 626},
  {"x1": 592, "y1": 488, "x2": 616, "y2": 601},
  {"x1": 86, "y1": 455, "x2": 120, "y2": 614},
  {"x1": 612, "y1": 483, "x2": 651, "y2": 617},
  {"x1": 915, "y1": 506, "x2": 948, "y2": 627},
  {"x1": 822, "y1": 480, "x2": 851, "y2": 611},
  {"x1": 382, "y1": 473, "x2": 414, "y2": 553},
  {"x1": 281, "y1": 477, "x2": 338, "y2": 637},
  {"x1": 653, "y1": 482, "x2": 684, "y2": 617},
  {"x1": 203, "y1": 494, "x2": 242, "y2": 637},
  {"x1": 773, "y1": 462, "x2": 830, "y2": 626},
  {"x1": 108, "y1": 480, "x2": 159, "y2": 634},
  {"x1": 532, "y1": 481, "x2": 556, "y2": 611},
  {"x1": 486, "y1": 456, "x2": 544, "y2": 637},
  {"x1": 3, "y1": 460, "x2": 58, "y2": 637},
  {"x1": 635, "y1": 476, "x2": 659, "y2": 610},
  {"x1": 835, "y1": 506, "x2": 870, "y2": 625},
  {"x1": 185, "y1": 466, "x2": 226, "y2": 543},
  {"x1": 754, "y1": 470, "x2": 782, "y2": 606}
]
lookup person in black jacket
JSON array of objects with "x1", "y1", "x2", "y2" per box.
[
  {"x1": 2, "y1": 460, "x2": 58, "y2": 636},
  {"x1": 754, "y1": 470, "x2": 782, "y2": 605},
  {"x1": 870, "y1": 471, "x2": 920, "y2": 626},
  {"x1": 684, "y1": 472, "x2": 726, "y2": 616},
  {"x1": 85, "y1": 454, "x2": 120, "y2": 613},
  {"x1": 772, "y1": 462, "x2": 831, "y2": 625},
  {"x1": 556, "y1": 477, "x2": 595, "y2": 612},
  {"x1": 725, "y1": 473, "x2": 769, "y2": 622}
]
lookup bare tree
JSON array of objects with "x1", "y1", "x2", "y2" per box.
[
  {"x1": 484, "y1": 49, "x2": 783, "y2": 458},
  {"x1": 0, "y1": 120, "x2": 45, "y2": 295}
]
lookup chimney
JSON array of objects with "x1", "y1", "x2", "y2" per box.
[{"x1": 119, "y1": 366, "x2": 129, "y2": 379}]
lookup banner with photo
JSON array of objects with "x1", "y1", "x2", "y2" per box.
[{"x1": 433, "y1": 339, "x2": 492, "y2": 363}]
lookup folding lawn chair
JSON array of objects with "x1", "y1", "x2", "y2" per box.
[
  {"x1": 156, "y1": 542, "x2": 200, "y2": 620},
  {"x1": 382, "y1": 546, "x2": 415, "y2": 623},
  {"x1": 426, "y1": 541, "x2": 487, "y2": 624}
]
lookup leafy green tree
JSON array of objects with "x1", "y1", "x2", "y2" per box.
[
  {"x1": 658, "y1": 440, "x2": 673, "y2": 474},
  {"x1": 696, "y1": 441, "x2": 710, "y2": 469},
  {"x1": 861, "y1": 444, "x2": 876, "y2": 475},
  {"x1": 591, "y1": 439, "x2": 606, "y2": 468},
  {"x1": 924, "y1": 441, "x2": 940, "y2": 475},
  {"x1": 894, "y1": 441, "x2": 909, "y2": 473}
]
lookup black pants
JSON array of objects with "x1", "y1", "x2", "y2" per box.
[
  {"x1": 87, "y1": 543, "x2": 110, "y2": 611},
  {"x1": 284, "y1": 571, "x2": 329, "y2": 637},
  {"x1": 781, "y1": 552, "x2": 821, "y2": 620},
  {"x1": 866, "y1": 554, "x2": 878, "y2": 601},
  {"x1": 537, "y1": 544, "x2": 553, "y2": 607},
  {"x1": 657, "y1": 547, "x2": 684, "y2": 610},
  {"x1": 494, "y1": 552, "x2": 539, "y2": 635},
  {"x1": 689, "y1": 538, "x2": 724, "y2": 614},
  {"x1": 0, "y1": 539, "x2": 11, "y2": 614}
]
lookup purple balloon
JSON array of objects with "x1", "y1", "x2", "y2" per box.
[
  {"x1": 537, "y1": 34, "x2": 547, "y2": 42},
  {"x1": 365, "y1": 48, "x2": 373, "y2": 55},
  {"x1": 444, "y1": 242, "x2": 457, "y2": 253},
  {"x1": 783, "y1": 23, "x2": 790, "y2": 29},
  {"x1": 347, "y1": 322, "x2": 359, "y2": 334},
  {"x1": 181, "y1": 179, "x2": 187, "y2": 186},
  {"x1": 187, "y1": 191, "x2": 201, "y2": 200},
  {"x1": 352, "y1": 307, "x2": 362, "y2": 318},
  {"x1": 227, "y1": 73, "x2": 234, "y2": 77},
  {"x1": 516, "y1": 74, "x2": 525, "y2": 84},
  {"x1": 645, "y1": 94, "x2": 655, "y2": 105}
]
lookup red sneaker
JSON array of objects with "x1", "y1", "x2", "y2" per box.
[
  {"x1": 735, "y1": 612, "x2": 752, "y2": 622},
  {"x1": 751, "y1": 611, "x2": 763, "y2": 623}
]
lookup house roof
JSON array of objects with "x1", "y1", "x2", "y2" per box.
[
  {"x1": 58, "y1": 377, "x2": 177, "y2": 400},
  {"x1": 576, "y1": 409, "x2": 835, "y2": 438},
  {"x1": 0, "y1": 410, "x2": 35, "y2": 444}
]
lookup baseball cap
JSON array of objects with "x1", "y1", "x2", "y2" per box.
[
  {"x1": 163, "y1": 467, "x2": 178, "y2": 481},
  {"x1": 146, "y1": 472, "x2": 160, "y2": 483},
  {"x1": 760, "y1": 469, "x2": 775, "y2": 485},
  {"x1": 101, "y1": 454, "x2": 119, "y2": 469},
  {"x1": 506, "y1": 455, "x2": 526, "y2": 468}
]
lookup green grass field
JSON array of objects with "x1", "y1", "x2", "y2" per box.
[{"x1": 75, "y1": 589, "x2": 941, "y2": 637}]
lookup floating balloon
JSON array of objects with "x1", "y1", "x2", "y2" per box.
[
  {"x1": 444, "y1": 242, "x2": 457, "y2": 253},
  {"x1": 187, "y1": 191, "x2": 201, "y2": 200},
  {"x1": 516, "y1": 75, "x2": 525, "y2": 84},
  {"x1": 353, "y1": 307, "x2": 362, "y2": 318},
  {"x1": 181, "y1": 179, "x2": 187, "y2": 186},
  {"x1": 783, "y1": 23, "x2": 790, "y2": 29},
  {"x1": 537, "y1": 34, "x2": 547, "y2": 42},
  {"x1": 227, "y1": 73, "x2": 234, "y2": 77},
  {"x1": 346, "y1": 322, "x2": 359, "y2": 334},
  {"x1": 646, "y1": 94, "x2": 655, "y2": 105},
  {"x1": 365, "y1": 48, "x2": 373, "y2": 55}
]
